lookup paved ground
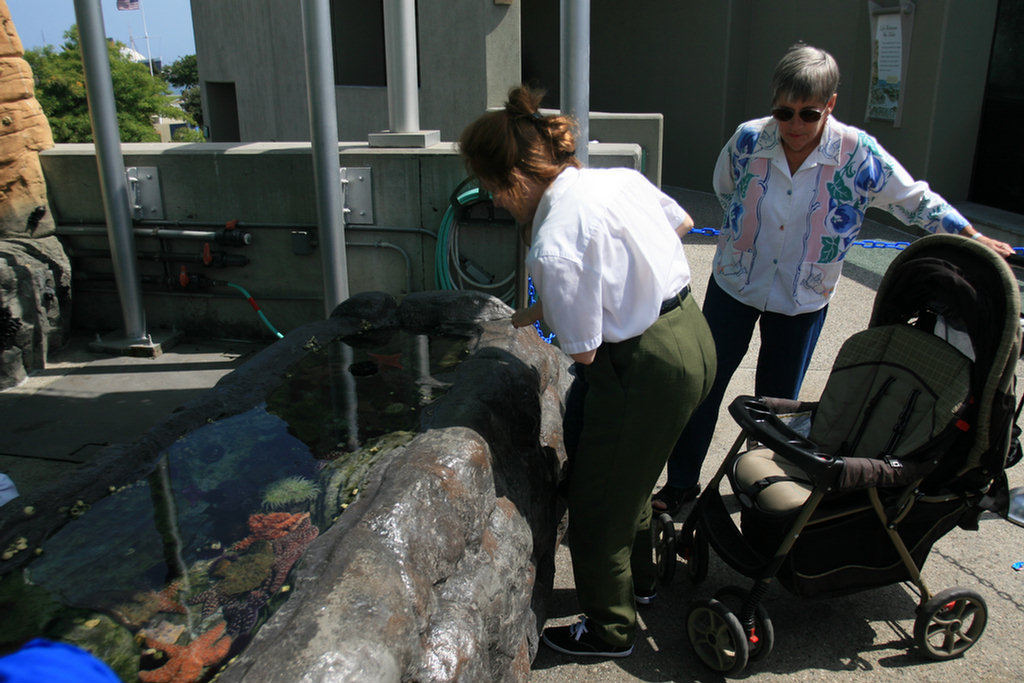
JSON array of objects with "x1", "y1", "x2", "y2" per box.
[
  {"x1": 531, "y1": 203, "x2": 1024, "y2": 683},
  {"x1": 1, "y1": 193, "x2": 1022, "y2": 683}
]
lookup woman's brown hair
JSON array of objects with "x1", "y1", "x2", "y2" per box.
[{"x1": 458, "y1": 85, "x2": 580, "y2": 217}]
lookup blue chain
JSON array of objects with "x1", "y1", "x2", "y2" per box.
[
  {"x1": 527, "y1": 229, "x2": 1024, "y2": 342},
  {"x1": 689, "y1": 226, "x2": 1024, "y2": 254},
  {"x1": 527, "y1": 276, "x2": 556, "y2": 343}
]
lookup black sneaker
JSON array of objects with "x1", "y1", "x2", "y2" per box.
[
  {"x1": 542, "y1": 618, "x2": 634, "y2": 658},
  {"x1": 651, "y1": 484, "x2": 700, "y2": 516}
]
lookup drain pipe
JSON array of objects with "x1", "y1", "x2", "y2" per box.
[
  {"x1": 560, "y1": 0, "x2": 590, "y2": 167},
  {"x1": 368, "y1": 0, "x2": 439, "y2": 148},
  {"x1": 73, "y1": 0, "x2": 149, "y2": 346},
  {"x1": 301, "y1": 0, "x2": 350, "y2": 315},
  {"x1": 383, "y1": 0, "x2": 418, "y2": 133}
]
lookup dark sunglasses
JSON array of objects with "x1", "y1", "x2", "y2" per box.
[{"x1": 771, "y1": 107, "x2": 824, "y2": 123}]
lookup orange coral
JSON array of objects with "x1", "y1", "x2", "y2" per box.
[
  {"x1": 138, "y1": 620, "x2": 232, "y2": 683},
  {"x1": 231, "y1": 512, "x2": 308, "y2": 551}
]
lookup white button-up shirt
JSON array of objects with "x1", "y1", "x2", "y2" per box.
[
  {"x1": 712, "y1": 116, "x2": 969, "y2": 315},
  {"x1": 527, "y1": 167, "x2": 692, "y2": 354}
]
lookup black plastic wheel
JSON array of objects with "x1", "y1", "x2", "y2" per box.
[
  {"x1": 713, "y1": 585, "x2": 775, "y2": 663},
  {"x1": 653, "y1": 512, "x2": 676, "y2": 583},
  {"x1": 686, "y1": 598, "x2": 749, "y2": 676},
  {"x1": 914, "y1": 587, "x2": 988, "y2": 660},
  {"x1": 685, "y1": 527, "x2": 709, "y2": 584}
]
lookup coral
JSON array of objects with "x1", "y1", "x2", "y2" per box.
[
  {"x1": 189, "y1": 542, "x2": 275, "y2": 617},
  {"x1": 138, "y1": 620, "x2": 232, "y2": 683},
  {"x1": 213, "y1": 542, "x2": 275, "y2": 596},
  {"x1": 261, "y1": 476, "x2": 320, "y2": 511},
  {"x1": 231, "y1": 512, "x2": 307, "y2": 551}
]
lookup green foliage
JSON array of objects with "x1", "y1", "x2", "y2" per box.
[
  {"x1": 162, "y1": 54, "x2": 198, "y2": 88},
  {"x1": 176, "y1": 81, "x2": 204, "y2": 129},
  {"x1": 172, "y1": 126, "x2": 206, "y2": 142},
  {"x1": 163, "y1": 55, "x2": 204, "y2": 130},
  {"x1": 23, "y1": 25, "x2": 181, "y2": 143}
]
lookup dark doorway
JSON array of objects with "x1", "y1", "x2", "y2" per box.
[
  {"x1": 205, "y1": 81, "x2": 240, "y2": 143},
  {"x1": 969, "y1": 0, "x2": 1023, "y2": 214}
]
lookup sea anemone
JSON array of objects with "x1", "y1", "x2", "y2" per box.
[{"x1": 261, "y1": 476, "x2": 320, "y2": 511}]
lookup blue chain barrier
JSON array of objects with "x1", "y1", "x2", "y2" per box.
[
  {"x1": 689, "y1": 226, "x2": 1024, "y2": 255},
  {"x1": 527, "y1": 229, "x2": 1024, "y2": 342}
]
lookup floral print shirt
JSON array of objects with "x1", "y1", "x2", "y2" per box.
[{"x1": 712, "y1": 115, "x2": 969, "y2": 315}]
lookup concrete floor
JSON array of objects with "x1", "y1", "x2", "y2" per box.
[
  {"x1": 531, "y1": 207, "x2": 1024, "y2": 683},
  {"x1": 1, "y1": 195, "x2": 1023, "y2": 683}
]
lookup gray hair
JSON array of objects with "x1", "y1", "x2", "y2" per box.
[{"x1": 771, "y1": 43, "x2": 840, "y2": 105}]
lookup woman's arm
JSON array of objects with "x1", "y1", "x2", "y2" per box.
[
  {"x1": 675, "y1": 211, "x2": 695, "y2": 238},
  {"x1": 511, "y1": 301, "x2": 544, "y2": 328},
  {"x1": 959, "y1": 225, "x2": 1014, "y2": 258},
  {"x1": 570, "y1": 349, "x2": 597, "y2": 365}
]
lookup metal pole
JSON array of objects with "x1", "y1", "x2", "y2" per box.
[
  {"x1": 73, "y1": 0, "x2": 148, "y2": 342},
  {"x1": 139, "y1": 0, "x2": 154, "y2": 76},
  {"x1": 560, "y1": 0, "x2": 590, "y2": 167},
  {"x1": 301, "y1": 0, "x2": 350, "y2": 314},
  {"x1": 382, "y1": 0, "x2": 420, "y2": 133}
]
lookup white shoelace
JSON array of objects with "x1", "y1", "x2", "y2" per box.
[{"x1": 569, "y1": 619, "x2": 589, "y2": 641}]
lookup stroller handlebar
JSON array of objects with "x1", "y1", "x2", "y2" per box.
[{"x1": 728, "y1": 395, "x2": 845, "y2": 489}]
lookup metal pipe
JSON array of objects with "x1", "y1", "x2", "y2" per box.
[
  {"x1": 301, "y1": 0, "x2": 350, "y2": 315},
  {"x1": 73, "y1": 0, "x2": 148, "y2": 341},
  {"x1": 348, "y1": 241, "x2": 413, "y2": 293},
  {"x1": 382, "y1": 0, "x2": 420, "y2": 133},
  {"x1": 560, "y1": 0, "x2": 590, "y2": 167},
  {"x1": 57, "y1": 222, "x2": 434, "y2": 239}
]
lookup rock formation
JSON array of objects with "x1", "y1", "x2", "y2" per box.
[{"x1": 0, "y1": 2, "x2": 69, "y2": 388}]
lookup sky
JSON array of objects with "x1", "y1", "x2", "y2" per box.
[{"x1": 6, "y1": 0, "x2": 196, "y2": 66}]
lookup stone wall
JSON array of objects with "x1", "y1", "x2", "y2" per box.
[{"x1": 0, "y1": 2, "x2": 66, "y2": 388}]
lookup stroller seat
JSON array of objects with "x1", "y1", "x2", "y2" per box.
[{"x1": 732, "y1": 323, "x2": 973, "y2": 517}]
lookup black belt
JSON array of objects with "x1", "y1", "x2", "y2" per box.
[{"x1": 659, "y1": 285, "x2": 690, "y2": 316}]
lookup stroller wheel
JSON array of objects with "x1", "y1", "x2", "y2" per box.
[
  {"x1": 653, "y1": 512, "x2": 676, "y2": 583},
  {"x1": 685, "y1": 528, "x2": 709, "y2": 584},
  {"x1": 686, "y1": 598, "x2": 749, "y2": 676},
  {"x1": 914, "y1": 587, "x2": 988, "y2": 660},
  {"x1": 713, "y1": 586, "x2": 775, "y2": 664}
]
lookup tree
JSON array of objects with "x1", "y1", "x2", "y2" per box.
[
  {"x1": 163, "y1": 54, "x2": 204, "y2": 131},
  {"x1": 23, "y1": 26, "x2": 182, "y2": 143}
]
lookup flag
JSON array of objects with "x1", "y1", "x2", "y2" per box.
[{"x1": 117, "y1": 0, "x2": 140, "y2": 10}]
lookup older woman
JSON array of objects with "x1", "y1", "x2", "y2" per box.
[
  {"x1": 653, "y1": 43, "x2": 1014, "y2": 516},
  {"x1": 459, "y1": 86, "x2": 715, "y2": 658}
]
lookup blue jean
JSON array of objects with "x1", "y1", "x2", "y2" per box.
[{"x1": 665, "y1": 276, "x2": 828, "y2": 489}]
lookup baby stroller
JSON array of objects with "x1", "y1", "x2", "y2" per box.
[{"x1": 653, "y1": 234, "x2": 1022, "y2": 676}]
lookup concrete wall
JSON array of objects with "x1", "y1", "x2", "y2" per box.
[
  {"x1": 190, "y1": 0, "x2": 522, "y2": 144},
  {"x1": 39, "y1": 142, "x2": 641, "y2": 340}
]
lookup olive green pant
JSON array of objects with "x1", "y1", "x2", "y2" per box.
[{"x1": 567, "y1": 293, "x2": 716, "y2": 646}]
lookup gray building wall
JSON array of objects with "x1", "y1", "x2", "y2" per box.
[
  {"x1": 190, "y1": 0, "x2": 521, "y2": 144},
  {"x1": 191, "y1": 1, "x2": 996, "y2": 202},
  {"x1": 532, "y1": 0, "x2": 996, "y2": 201}
]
